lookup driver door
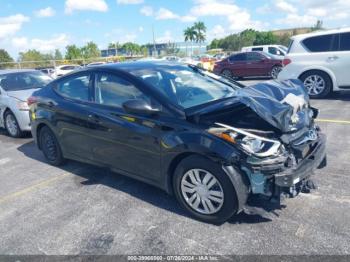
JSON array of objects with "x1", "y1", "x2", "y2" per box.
[{"x1": 87, "y1": 72, "x2": 164, "y2": 182}]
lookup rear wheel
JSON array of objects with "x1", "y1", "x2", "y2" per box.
[
  {"x1": 4, "y1": 111, "x2": 23, "y2": 138},
  {"x1": 39, "y1": 126, "x2": 65, "y2": 166},
  {"x1": 221, "y1": 69, "x2": 233, "y2": 79},
  {"x1": 300, "y1": 70, "x2": 332, "y2": 98},
  {"x1": 270, "y1": 65, "x2": 282, "y2": 79},
  {"x1": 173, "y1": 155, "x2": 238, "y2": 224}
]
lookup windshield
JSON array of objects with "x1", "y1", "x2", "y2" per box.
[
  {"x1": 0, "y1": 71, "x2": 51, "y2": 91},
  {"x1": 129, "y1": 64, "x2": 238, "y2": 108}
]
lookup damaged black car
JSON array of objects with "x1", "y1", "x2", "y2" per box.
[{"x1": 29, "y1": 61, "x2": 327, "y2": 224}]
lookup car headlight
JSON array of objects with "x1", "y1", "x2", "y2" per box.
[
  {"x1": 16, "y1": 101, "x2": 29, "y2": 111},
  {"x1": 211, "y1": 123, "x2": 282, "y2": 158}
]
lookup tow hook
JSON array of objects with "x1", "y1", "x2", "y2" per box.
[{"x1": 270, "y1": 178, "x2": 317, "y2": 204}]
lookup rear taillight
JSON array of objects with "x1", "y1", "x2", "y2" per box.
[
  {"x1": 27, "y1": 96, "x2": 38, "y2": 106},
  {"x1": 283, "y1": 58, "x2": 292, "y2": 66}
]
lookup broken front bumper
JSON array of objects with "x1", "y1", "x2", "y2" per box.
[{"x1": 243, "y1": 132, "x2": 326, "y2": 195}]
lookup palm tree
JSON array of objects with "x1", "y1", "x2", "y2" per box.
[
  {"x1": 193, "y1": 21, "x2": 207, "y2": 52},
  {"x1": 184, "y1": 26, "x2": 197, "y2": 57}
]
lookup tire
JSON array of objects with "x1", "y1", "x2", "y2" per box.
[
  {"x1": 270, "y1": 65, "x2": 282, "y2": 79},
  {"x1": 39, "y1": 126, "x2": 65, "y2": 166},
  {"x1": 4, "y1": 111, "x2": 24, "y2": 138},
  {"x1": 299, "y1": 70, "x2": 332, "y2": 98},
  {"x1": 221, "y1": 69, "x2": 233, "y2": 79},
  {"x1": 173, "y1": 155, "x2": 238, "y2": 224}
]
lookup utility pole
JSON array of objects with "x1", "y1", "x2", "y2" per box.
[{"x1": 152, "y1": 25, "x2": 157, "y2": 57}]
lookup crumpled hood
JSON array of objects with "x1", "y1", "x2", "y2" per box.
[
  {"x1": 235, "y1": 79, "x2": 312, "y2": 133},
  {"x1": 7, "y1": 89, "x2": 40, "y2": 102}
]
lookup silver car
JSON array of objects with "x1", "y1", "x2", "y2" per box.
[{"x1": 0, "y1": 69, "x2": 52, "y2": 137}]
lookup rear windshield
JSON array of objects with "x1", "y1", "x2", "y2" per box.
[{"x1": 0, "y1": 71, "x2": 51, "y2": 91}]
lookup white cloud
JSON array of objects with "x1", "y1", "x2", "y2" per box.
[
  {"x1": 276, "y1": 13, "x2": 316, "y2": 27},
  {"x1": 275, "y1": 0, "x2": 297, "y2": 13},
  {"x1": 138, "y1": 26, "x2": 144, "y2": 32},
  {"x1": 180, "y1": 15, "x2": 197, "y2": 22},
  {"x1": 12, "y1": 34, "x2": 70, "y2": 53},
  {"x1": 35, "y1": 7, "x2": 56, "y2": 17},
  {"x1": 117, "y1": 0, "x2": 143, "y2": 4},
  {"x1": 209, "y1": 25, "x2": 226, "y2": 39},
  {"x1": 0, "y1": 14, "x2": 30, "y2": 39},
  {"x1": 155, "y1": 30, "x2": 173, "y2": 43},
  {"x1": 140, "y1": 6, "x2": 153, "y2": 16},
  {"x1": 189, "y1": 0, "x2": 264, "y2": 31},
  {"x1": 155, "y1": 8, "x2": 179, "y2": 20},
  {"x1": 65, "y1": 0, "x2": 108, "y2": 14}
]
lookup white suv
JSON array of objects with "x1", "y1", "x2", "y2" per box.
[{"x1": 278, "y1": 28, "x2": 350, "y2": 98}]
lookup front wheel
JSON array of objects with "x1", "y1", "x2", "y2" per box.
[
  {"x1": 173, "y1": 155, "x2": 238, "y2": 224},
  {"x1": 39, "y1": 126, "x2": 65, "y2": 166},
  {"x1": 221, "y1": 69, "x2": 233, "y2": 79}
]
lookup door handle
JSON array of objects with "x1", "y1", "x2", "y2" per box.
[
  {"x1": 88, "y1": 114, "x2": 101, "y2": 123},
  {"x1": 327, "y1": 56, "x2": 339, "y2": 61}
]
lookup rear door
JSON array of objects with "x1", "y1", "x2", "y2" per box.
[
  {"x1": 245, "y1": 52, "x2": 266, "y2": 76},
  {"x1": 52, "y1": 72, "x2": 95, "y2": 160},
  {"x1": 327, "y1": 32, "x2": 350, "y2": 87},
  {"x1": 228, "y1": 53, "x2": 247, "y2": 77}
]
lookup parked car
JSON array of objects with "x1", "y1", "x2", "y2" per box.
[
  {"x1": 87, "y1": 61, "x2": 106, "y2": 67},
  {"x1": 0, "y1": 69, "x2": 51, "y2": 137},
  {"x1": 242, "y1": 45, "x2": 287, "y2": 58},
  {"x1": 213, "y1": 51, "x2": 283, "y2": 79},
  {"x1": 39, "y1": 68, "x2": 56, "y2": 79},
  {"x1": 55, "y1": 64, "x2": 81, "y2": 77},
  {"x1": 29, "y1": 62, "x2": 326, "y2": 224},
  {"x1": 278, "y1": 27, "x2": 350, "y2": 98}
]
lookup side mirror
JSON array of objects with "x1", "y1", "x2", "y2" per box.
[{"x1": 122, "y1": 99, "x2": 160, "y2": 116}]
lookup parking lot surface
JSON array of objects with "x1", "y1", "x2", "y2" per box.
[{"x1": 0, "y1": 80, "x2": 350, "y2": 255}]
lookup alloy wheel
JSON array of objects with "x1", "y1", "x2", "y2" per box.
[
  {"x1": 303, "y1": 75, "x2": 326, "y2": 96},
  {"x1": 5, "y1": 114, "x2": 19, "y2": 137},
  {"x1": 180, "y1": 168, "x2": 224, "y2": 215},
  {"x1": 271, "y1": 66, "x2": 281, "y2": 79}
]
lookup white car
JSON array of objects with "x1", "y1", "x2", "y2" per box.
[
  {"x1": 279, "y1": 28, "x2": 350, "y2": 98},
  {"x1": 242, "y1": 45, "x2": 287, "y2": 58},
  {"x1": 0, "y1": 70, "x2": 51, "y2": 137},
  {"x1": 55, "y1": 64, "x2": 81, "y2": 77}
]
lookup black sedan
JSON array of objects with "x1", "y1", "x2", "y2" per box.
[{"x1": 28, "y1": 62, "x2": 326, "y2": 224}]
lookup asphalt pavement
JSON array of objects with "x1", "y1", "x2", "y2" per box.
[{"x1": 0, "y1": 80, "x2": 349, "y2": 255}]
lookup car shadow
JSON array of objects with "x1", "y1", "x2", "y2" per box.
[
  {"x1": 325, "y1": 91, "x2": 350, "y2": 101},
  {"x1": 17, "y1": 140, "x2": 282, "y2": 225}
]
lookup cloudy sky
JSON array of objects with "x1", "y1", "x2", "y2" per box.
[{"x1": 0, "y1": 0, "x2": 349, "y2": 57}]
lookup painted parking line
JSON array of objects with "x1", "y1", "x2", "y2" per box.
[
  {"x1": 316, "y1": 119, "x2": 350, "y2": 124},
  {"x1": 0, "y1": 173, "x2": 70, "y2": 205}
]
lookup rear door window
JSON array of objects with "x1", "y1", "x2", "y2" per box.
[
  {"x1": 56, "y1": 74, "x2": 92, "y2": 101},
  {"x1": 247, "y1": 52, "x2": 263, "y2": 61},
  {"x1": 229, "y1": 53, "x2": 246, "y2": 62},
  {"x1": 252, "y1": 47, "x2": 263, "y2": 51},
  {"x1": 339, "y1": 32, "x2": 350, "y2": 51},
  {"x1": 302, "y1": 34, "x2": 337, "y2": 52}
]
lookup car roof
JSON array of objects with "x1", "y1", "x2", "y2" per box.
[
  {"x1": 0, "y1": 69, "x2": 37, "y2": 75},
  {"x1": 292, "y1": 27, "x2": 350, "y2": 41},
  {"x1": 96, "y1": 60, "x2": 188, "y2": 71}
]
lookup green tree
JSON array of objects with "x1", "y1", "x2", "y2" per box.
[
  {"x1": 81, "y1": 41, "x2": 100, "y2": 59},
  {"x1": 254, "y1": 31, "x2": 278, "y2": 45},
  {"x1": 18, "y1": 49, "x2": 51, "y2": 68},
  {"x1": 122, "y1": 42, "x2": 140, "y2": 56},
  {"x1": 193, "y1": 21, "x2": 207, "y2": 49},
  {"x1": 65, "y1": 45, "x2": 82, "y2": 60},
  {"x1": 311, "y1": 20, "x2": 323, "y2": 31},
  {"x1": 108, "y1": 42, "x2": 119, "y2": 49},
  {"x1": 54, "y1": 49, "x2": 63, "y2": 60},
  {"x1": 184, "y1": 26, "x2": 197, "y2": 56},
  {"x1": 0, "y1": 49, "x2": 14, "y2": 69}
]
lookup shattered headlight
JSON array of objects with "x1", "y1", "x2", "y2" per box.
[{"x1": 211, "y1": 123, "x2": 282, "y2": 158}]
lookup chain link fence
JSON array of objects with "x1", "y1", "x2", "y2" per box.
[{"x1": 0, "y1": 56, "x2": 143, "y2": 70}]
